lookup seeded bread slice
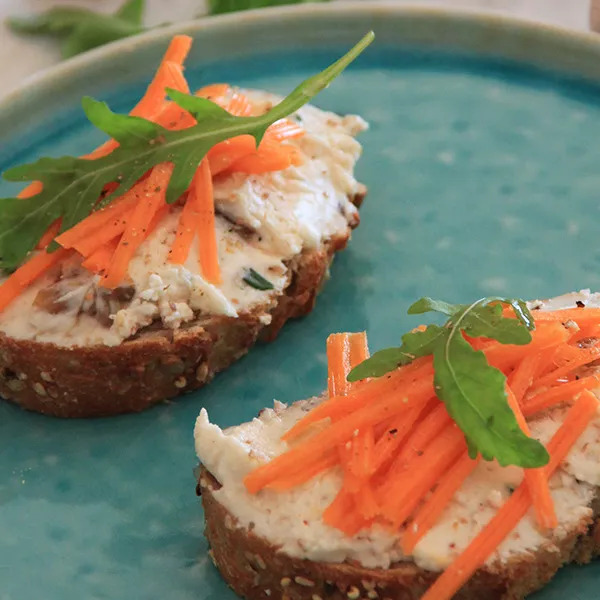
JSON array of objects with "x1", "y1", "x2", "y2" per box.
[
  {"x1": 0, "y1": 190, "x2": 365, "y2": 418},
  {"x1": 199, "y1": 468, "x2": 600, "y2": 600}
]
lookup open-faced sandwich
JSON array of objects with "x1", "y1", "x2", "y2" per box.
[
  {"x1": 195, "y1": 291, "x2": 600, "y2": 599},
  {"x1": 0, "y1": 33, "x2": 374, "y2": 417}
]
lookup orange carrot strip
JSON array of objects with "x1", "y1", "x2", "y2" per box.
[
  {"x1": 265, "y1": 451, "x2": 338, "y2": 492},
  {"x1": 484, "y1": 322, "x2": 570, "y2": 373},
  {"x1": 245, "y1": 378, "x2": 434, "y2": 495},
  {"x1": 266, "y1": 119, "x2": 305, "y2": 141},
  {"x1": 534, "y1": 346, "x2": 600, "y2": 387},
  {"x1": 229, "y1": 138, "x2": 293, "y2": 174},
  {"x1": 378, "y1": 424, "x2": 466, "y2": 527},
  {"x1": 168, "y1": 194, "x2": 197, "y2": 265},
  {"x1": 36, "y1": 219, "x2": 62, "y2": 249},
  {"x1": 208, "y1": 135, "x2": 257, "y2": 175},
  {"x1": 101, "y1": 163, "x2": 173, "y2": 289},
  {"x1": 348, "y1": 332, "x2": 369, "y2": 369},
  {"x1": 327, "y1": 333, "x2": 351, "y2": 398},
  {"x1": 531, "y1": 308, "x2": 600, "y2": 323},
  {"x1": 371, "y1": 404, "x2": 430, "y2": 474},
  {"x1": 507, "y1": 352, "x2": 545, "y2": 401},
  {"x1": 282, "y1": 356, "x2": 435, "y2": 442},
  {"x1": 56, "y1": 193, "x2": 139, "y2": 250},
  {"x1": 323, "y1": 489, "x2": 372, "y2": 536},
  {"x1": 194, "y1": 159, "x2": 221, "y2": 284},
  {"x1": 227, "y1": 91, "x2": 253, "y2": 117},
  {"x1": 420, "y1": 390, "x2": 599, "y2": 600},
  {"x1": 521, "y1": 375, "x2": 600, "y2": 416},
  {"x1": 17, "y1": 180, "x2": 43, "y2": 199},
  {"x1": 0, "y1": 248, "x2": 71, "y2": 312},
  {"x1": 81, "y1": 237, "x2": 120, "y2": 275},
  {"x1": 392, "y1": 401, "x2": 453, "y2": 466},
  {"x1": 196, "y1": 83, "x2": 230, "y2": 99},
  {"x1": 506, "y1": 386, "x2": 557, "y2": 529},
  {"x1": 132, "y1": 35, "x2": 192, "y2": 118},
  {"x1": 402, "y1": 452, "x2": 480, "y2": 554}
]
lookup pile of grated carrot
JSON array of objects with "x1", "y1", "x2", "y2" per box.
[
  {"x1": 244, "y1": 308, "x2": 600, "y2": 600},
  {"x1": 0, "y1": 34, "x2": 305, "y2": 312}
]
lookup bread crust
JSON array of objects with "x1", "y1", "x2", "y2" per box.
[
  {"x1": 199, "y1": 469, "x2": 600, "y2": 600},
  {"x1": 0, "y1": 190, "x2": 364, "y2": 418}
]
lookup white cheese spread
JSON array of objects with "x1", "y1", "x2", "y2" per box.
[
  {"x1": 194, "y1": 292, "x2": 600, "y2": 572},
  {"x1": 0, "y1": 90, "x2": 367, "y2": 347}
]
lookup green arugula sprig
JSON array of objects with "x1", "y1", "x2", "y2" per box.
[
  {"x1": 6, "y1": 0, "x2": 145, "y2": 58},
  {"x1": 348, "y1": 297, "x2": 549, "y2": 469},
  {"x1": 0, "y1": 32, "x2": 374, "y2": 271}
]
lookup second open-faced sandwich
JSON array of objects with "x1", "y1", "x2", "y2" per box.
[
  {"x1": 0, "y1": 33, "x2": 374, "y2": 417},
  {"x1": 195, "y1": 290, "x2": 600, "y2": 600}
]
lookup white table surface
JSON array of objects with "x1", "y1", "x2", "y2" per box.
[{"x1": 0, "y1": 0, "x2": 593, "y2": 98}]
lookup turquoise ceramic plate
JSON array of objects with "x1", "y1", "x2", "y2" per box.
[{"x1": 2, "y1": 4, "x2": 600, "y2": 599}]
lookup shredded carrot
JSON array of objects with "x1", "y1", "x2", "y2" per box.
[
  {"x1": 227, "y1": 138, "x2": 295, "y2": 175},
  {"x1": 392, "y1": 402, "x2": 453, "y2": 467},
  {"x1": 17, "y1": 181, "x2": 43, "y2": 199},
  {"x1": 402, "y1": 452, "x2": 480, "y2": 554},
  {"x1": 265, "y1": 451, "x2": 338, "y2": 492},
  {"x1": 168, "y1": 193, "x2": 197, "y2": 265},
  {"x1": 0, "y1": 248, "x2": 71, "y2": 312},
  {"x1": 506, "y1": 386, "x2": 557, "y2": 529},
  {"x1": 282, "y1": 356, "x2": 435, "y2": 442},
  {"x1": 327, "y1": 333, "x2": 351, "y2": 398},
  {"x1": 378, "y1": 424, "x2": 466, "y2": 527},
  {"x1": 370, "y1": 404, "x2": 430, "y2": 474},
  {"x1": 534, "y1": 346, "x2": 600, "y2": 387},
  {"x1": 531, "y1": 307, "x2": 600, "y2": 323},
  {"x1": 521, "y1": 375, "x2": 600, "y2": 416},
  {"x1": 196, "y1": 83, "x2": 230, "y2": 99},
  {"x1": 484, "y1": 322, "x2": 570, "y2": 372},
  {"x1": 101, "y1": 163, "x2": 173, "y2": 289},
  {"x1": 266, "y1": 119, "x2": 305, "y2": 142},
  {"x1": 245, "y1": 377, "x2": 434, "y2": 494},
  {"x1": 36, "y1": 219, "x2": 62, "y2": 249},
  {"x1": 56, "y1": 192, "x2": 138, "y2": 250},
  {"x1": 420, "y1": 390, "x2": 599, "y2": 600},
  {"x1": 81, "y1": 237, "x2": 120, "y2": 275},
  {"x1": 507, "y1": 352, "x2": 545, "y2": 401},
  {"x1": 132, "y1": 35, "x2": 192, "y2": 118},
  {"x1": 208, "y1": 135, "x2": 257, "y2": 175},
  {"x1": 193, "y1": 159, "x2": 221, "y2": 285},
  {"x1": 227, "y1": 91, "x2": 253, "y2": 117}
]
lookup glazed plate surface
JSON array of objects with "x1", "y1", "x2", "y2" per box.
[{"x1": 1, "y1": 4, "x2": 600, "y2": 599}]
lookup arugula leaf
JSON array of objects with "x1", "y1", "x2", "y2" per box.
[
  {"x1": 6, "y1": 0, "x2": 145, "y2": 58},
  {"x1": 433, "y1": 307, "x2": 549, "y2": 468},
  {"x1": 347, "y1": 296, "x2": 549, "y2": 468},
  {"x1": 208, "y1": 0, "x2": 330, "y2": 15},
  {"x1": 243, "y1": 268, "x2": 274, "y2": 291},
  {"x1": 348, "y1": 325, "x2": 446, "y2": 382},
  {"x1": 0, "y1": 31, "x2": 374, "y2": 270}
]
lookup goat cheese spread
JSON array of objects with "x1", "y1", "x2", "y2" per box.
[
  {"x1": 194, "y1": 291, "x2": 600, "y2": 572},
  {"x1": 0, "y1": 91, "x2": 367, "y2": 347}
]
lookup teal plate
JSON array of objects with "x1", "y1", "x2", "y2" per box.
[{"x1": 3, "y1": 4, "x2": 600, "y2": 599}]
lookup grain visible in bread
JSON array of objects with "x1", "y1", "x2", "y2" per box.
[{"x1": 199, "y1": 468, "x2": 600, "y2": 600}]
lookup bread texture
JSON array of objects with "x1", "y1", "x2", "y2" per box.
[
  {"x1": 199, "y1": 468, "x2": 600, "y2": 600},
  {"x1": 0, "y1": 190, "x2": 365, "y2": 418}
]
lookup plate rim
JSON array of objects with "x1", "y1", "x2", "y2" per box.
[{"x1": 3, "y1": 1, "x2": 600, "y2": 113}]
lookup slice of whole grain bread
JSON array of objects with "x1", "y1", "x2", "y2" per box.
[
  {"x1": 199, "y1": 468, "x2": 600, "y2": 600},
  {"x1": 0, "y1": 190, "x2": 365, "y2": 418}
]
